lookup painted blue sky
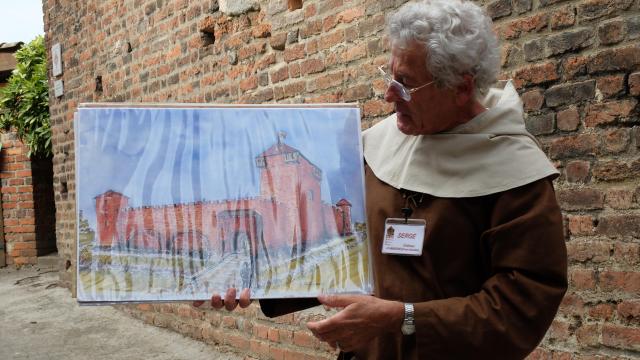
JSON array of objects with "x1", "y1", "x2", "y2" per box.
[{"x1": 76, "y1": 107, "x2": 365, "y2": 228}]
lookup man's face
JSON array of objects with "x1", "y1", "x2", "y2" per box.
[{"x1": 383, "y1": 43, "x2": 458, "y2": 135}]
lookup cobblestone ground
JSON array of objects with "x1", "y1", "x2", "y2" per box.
[{"x1": 0, "y1": 263, "x2": 242, "y2": 360}]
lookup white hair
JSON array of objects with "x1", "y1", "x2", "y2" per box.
[{"x1": 387, "y1": 0, "x2": 500, "y2": 94}]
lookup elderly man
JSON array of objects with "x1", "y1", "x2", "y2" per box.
[{"x1": 198, "y1": 1, "x2": 567, "y2": 359}]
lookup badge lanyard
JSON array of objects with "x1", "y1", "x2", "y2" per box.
[{"x1": 382, "y1": 190, "x2": 427, "y2": 256}]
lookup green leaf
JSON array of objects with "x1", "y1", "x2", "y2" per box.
[{"x1": 0, "y1": 35, "x2": 51, "y2": 158}]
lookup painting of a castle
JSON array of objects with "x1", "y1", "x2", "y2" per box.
[{"x1": 76, "y1": 105, "x2": 371, "y2": 302}]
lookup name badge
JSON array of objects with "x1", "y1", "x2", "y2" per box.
[{"x1": 381, "y1": 218, "x2": 426, "y2": 256}]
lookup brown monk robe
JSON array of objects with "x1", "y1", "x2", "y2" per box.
[{"x1": 261, "y1": 165, "x2": 567, "y2": 360}]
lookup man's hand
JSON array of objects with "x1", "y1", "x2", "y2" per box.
[
  {"x1": 307, "y1": 294, "x2": 404, "y2": 353},
  {"x1": 192, "y1": 288, "x2": 251, "y2": 311}
]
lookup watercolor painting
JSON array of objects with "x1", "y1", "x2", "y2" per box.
[{"x1": 75, "y1": 104, "x2": 371, "y2": 303}]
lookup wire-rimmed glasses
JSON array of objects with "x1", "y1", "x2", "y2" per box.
[{"x1": 378, "y1": 65, "x2": 435, "y2": 102}]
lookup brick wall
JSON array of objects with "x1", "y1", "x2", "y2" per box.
[
  {"x1": 0, "y1": 132, "x2": 57, "y2": 266},
  {"x1": 43, "y1": 0, "x2": 639, "y2": 358}
]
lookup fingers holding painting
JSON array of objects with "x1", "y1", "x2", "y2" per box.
[
  {"x1": 224, "y1": 287, "x2": 238, "y2": 311},
  {"x1": 195, "y1": 288, "x2": 252, "y2": 311},
  {"x1": 239, "y1": 288, "x2": 251, "y2": 308},
  {"x1": 210, "y1": 293, "x2": 224, "y2": 309}
]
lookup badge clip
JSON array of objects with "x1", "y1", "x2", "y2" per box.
[{"x1": 401, "y1": 207, "x2": 413, "y2": 224}]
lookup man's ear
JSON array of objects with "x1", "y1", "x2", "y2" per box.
[{"x1": 454, "y1": 74, "x2": 475, "y2": 106}]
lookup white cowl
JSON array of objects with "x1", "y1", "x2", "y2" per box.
[{"x1": 363, "y1": 80, "x2": 559, "y2": 198}]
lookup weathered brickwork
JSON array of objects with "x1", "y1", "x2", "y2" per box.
[
  {"x1": 43, "y1": 0, "x2": 639, "y2": 358},
  {"x1": 0, "y1": 132, "x2": 57, "y2": 266}
]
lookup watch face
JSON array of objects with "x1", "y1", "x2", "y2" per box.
[{"x1": 401, "y1": 323, "x2": 416, "y2": 335}]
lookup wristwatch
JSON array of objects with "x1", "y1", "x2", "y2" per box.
[{"x1": 401, "y1": 303, "x2": 415, "y2": 335}]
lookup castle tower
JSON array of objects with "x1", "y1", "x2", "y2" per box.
[
  {"x1": 95, "y1": 191, "x2": 130, "y2": 247},
  {"x1": 335, "y1": 198, "x2": 353, "y2": 236},
  {"x1": 255, "y1": 132, "x2": 323, "y2": 243}
]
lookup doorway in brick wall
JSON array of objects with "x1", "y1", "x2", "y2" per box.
[{"x1": 32, "y1": 158, "x2": 57, "y2": 257}]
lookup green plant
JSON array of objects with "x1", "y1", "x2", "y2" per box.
[{"x1": 0, "y1": 36, "x2": 51, "y2": 158}]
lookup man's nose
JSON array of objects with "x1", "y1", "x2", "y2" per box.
[{"x1": 384, "y1": 85, "x2": 401, "y2": 103}]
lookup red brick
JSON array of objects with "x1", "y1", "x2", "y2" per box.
[
  {"x1": 304, "y1": 3, "x2": 317, "y2": 18},
  {"x1": 502, "y1": 13, "x2": 548, "y2": 40},
  {"x1": 270, "y1": 32, "x2": 287, "y2": 51},
  {"x1": 571, "y1": 269, "x2": 596, "y2": 290},
  {"x1": 567, "y1": 241, "x2": 609, "y2": 263},
  {"x1": 602, "y1": 324, "x2": 640, "y2": 351},
  {"x1": 613, "y1": 242, "x2": 640, "y2": 266},
  {"x1": 319, "y1": 30, "x2": 344, "y2": 50},
  {"x1": 592, "y1": 160, "x2": 633, "y2": 182},
  {"x1": 545, "y1": 80, "x2": 595, "y2": 107},
  {"x1": 309, "y1": 70, "x2": 343, "y2": 91},
  {"x1": 319, "y1": 0, "x2": 343, "y2": 15},
  {"x1": 300, "y1": 58, "x2": 325, "y2": 75},
  {"x1": 249, "y1": 339, "x2": 270, "y2": 356},
  {"x1": 284, "y1": 81, "x2": 306, "y2": 98},
  {"x1": 584, "y1": 99, "x2": 637, "y2": 127},
  {"x1": 301, "y1": 19, "x2": 322, "y2": 39},
  {"x1": 599, "y1": 271, "x2": 640, "y2": 295},
  {"x1": 576, "y1": 323, "x2": 600, "y2": 347},
  {"x1": 559, "y1": 293, "x2": 586, "y2": 316},
  {"x1": 344, "y1": 84, "x2": 371, "y2": 102},
  {"x1": 557, "y1": 188, "x2": 604, "y2": 211},
  {"x1": 221, "y1": 316, "x2": 237, "y2": 329},
  {"x1": 239, "y1": 76, "x2": 259, "y2": 91},
  {"x1": 225, "y1": 333, "x2": 249, "y2": 349},
  {"x1": 338, "y1": 7, "x2": 365, "y2": 24},
  {"x1": 606, "y1": 188, "x2": 634, "y2": 209},
  {"x1": 565, "y1": 160, "x2": 590, "y2": 183},
  {"x1": 342, "y1": 43, "x2": 366, "y2": 63},
  {"x1": 562, "y1": 56, "x2": 589, "y2": 80},
  {"x1": 629, "y1": 72, "x2": 640, "y2": 96},
  {"x1": 322, "y1": 14, "x2": 338, "y2": 32},
  {"x1": 597, "y1": 214, "x2": 640, "y2": 238},
  {"x1": 270, "y1": 66, "x2": 289, "y2": 84},
  {"x1": 513, "y1": 62, "x2": 559, "y2": 88},
  {"x1": 588, "y1": 46, "x2": 640, "y2": 74},
  {"x1": 549, "y1": 134, "x2": 599, "y2": 159},
  {"x1": 18, "y1": 218, "x2": 35, "y2": 225},
  {"x1": 283, "y1": 348, "x2": 313, "y2": 360},
  {"x1": 596, "y1": 75, "x2": 626, "y2": 98},
  {"x1": 251, "y1": 23, "x2": 271, "y2": 38},
  {"x1": 13, "y1": 257, "x2": 36, "y2": 266},
  {"x1": 283, "y1": 43, "x2": 305, "y2": 62},
  {"x1": 293, "y1": 330, "x2": 317, "y2": 348},
  {"x1": 589, "y1": 303, "x2": 615, "y2": 321},
  {"x1": 598, "y1": 18, "x2": 626, "y2": 45},
  {"x1": 556, "y1": 107, "x2": 580, "y2": 132},
  {"x1": 566, "y1": 215, "x2": 595, "y2": 236},
  {"x1": 363, "y1": 99, "x2": 393, "y2": 117},
  {"x1": 617, "y1": 299, "x2": 640, "y2": 321},
  {"x1": 10, "y1": 242, "x2": 35, "y2": 250},
  {"x1": 269, "y1": 345, "x2": 285, "y2": 360},
  {"x1": 268, "y1": 327, "x2": 280, "y2": 342},
  {"x1": 238, "y1": 43, "x2": 266, "y2": 61},
  {"x1": 603, "y1": 128, "x2": 631, "y2": 154},
  {"x1": 548, "y1": 319, "x2": 570, "y2": 341},
  {"x1": 522, "y1": 89, "x2": 544, "y2": 111},
  {"x1": 278, "y1": 328, "x2": 293, "y2": 343},
  {"x1": 549, "y1": 5, "x2": 576, "y2": 30}
]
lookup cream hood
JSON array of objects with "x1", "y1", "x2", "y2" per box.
[{"x1": 362, "y1": 80, "x2": 559, "y2": 198}]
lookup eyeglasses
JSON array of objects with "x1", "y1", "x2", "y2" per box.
[{"x1": 378, "y1": 65, "x2": 435, "y2": 102}]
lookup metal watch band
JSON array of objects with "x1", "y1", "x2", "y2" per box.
[
  {"x1": 404, "y1": 303, "x2": 414, "y2": 325},
  {"x1": 401, "y1": 303, "x2": 415, "y2": 335}
]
